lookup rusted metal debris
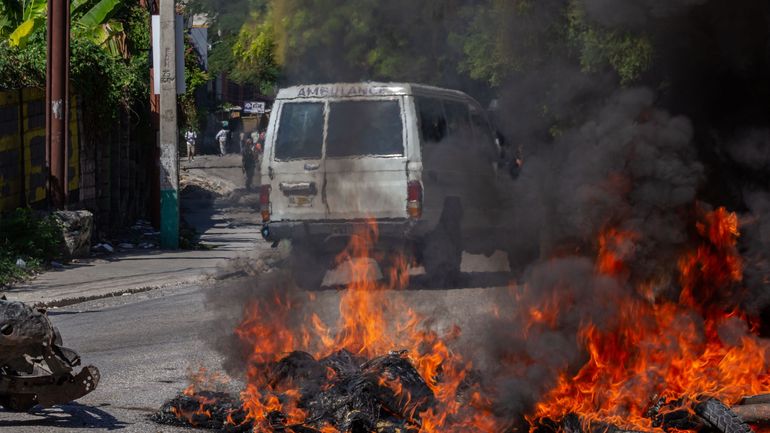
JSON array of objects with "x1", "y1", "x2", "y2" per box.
[
  {"x1": 0, "y1": 297, "x2": 100, "y2": 411},
  {"x1": 154, "y1": 350, "x2": 434, "y2": 433}
]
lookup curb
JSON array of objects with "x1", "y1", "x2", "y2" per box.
[{"x1": 12, "y1": 273, "x2": 211, "y2": 308}]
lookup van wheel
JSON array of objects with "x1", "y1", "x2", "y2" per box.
[
  {"x1": 506, "y1": 249, "x2": 525, "y2": 278},
  {"x1": 505, "y1": 235, "x2": 540, "y2": 277},
  {"x1": 422, "y1": 198, "x2": 463, "y2": 287},
  {"x1": 289, "y1": 243, "x2": 331, "y2": 290}
]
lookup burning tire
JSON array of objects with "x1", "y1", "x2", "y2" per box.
[{"x1": 695, "y1": 398, "x2": 753, "y2": 433}]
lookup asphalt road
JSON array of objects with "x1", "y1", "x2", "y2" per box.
[
  {"x1": 0, "y1": 256, "x2": 512, "y2": 432},
  {"x1": 0, "y1": 284, "x2": 221, "y2": 433},
  {"x1": 0, "y1": 153, "x2": 513, "y2": 431}
]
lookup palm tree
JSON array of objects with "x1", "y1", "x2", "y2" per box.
[
  {"x1": 0, "y1": 0, "x2": 46, "y2": 46},
  {"x1": 1, "y1": 0, "x2": 125, "y2": 57}
]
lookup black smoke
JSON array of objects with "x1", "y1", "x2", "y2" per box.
[
  {"x1": 197, "y1": 0, "x2": 770, "y2": 428},
  {"x1": 483, "y1": 0, "x2": 770, "y2": 421}
]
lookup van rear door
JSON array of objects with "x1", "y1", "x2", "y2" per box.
[
  {"x1": 323, "y1": 98, "x2": 409, "y2": 220},
  {"x1": 268, "y1": 101, "x2": 327, "y2": 221}
]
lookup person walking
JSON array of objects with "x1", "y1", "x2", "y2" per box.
[
  {"x1": 215, "y1": 128, "x2": 228, "y2": 156},
  {"x1": 242, "y1": 137, "x2": 256, "y2": 190},
  {"x1": 184, "y1": 128, "x2": 197, "y2": 162},
  {"x1": 255, "y1": 131, "x2": 266, "y2": 166}
]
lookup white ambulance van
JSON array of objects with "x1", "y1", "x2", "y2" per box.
[{"x1": 259, "y1": 82, "x2": 516, "y2": 287}]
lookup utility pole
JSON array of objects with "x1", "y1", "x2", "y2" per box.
[
  {"x1": 142, "y1": 0, "x2": 161, "y2": 229},
  {"x1": 159, "y1": 0, "x2": 179, "y2": 249},
  {"x1": 46, "y1": 0, "x2": 70, "y2": 209}
]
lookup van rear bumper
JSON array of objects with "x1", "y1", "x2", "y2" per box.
[{"x1": 261, "y1": 219, "x2": 429, "y2": 244}]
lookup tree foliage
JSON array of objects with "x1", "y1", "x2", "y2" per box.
[
  {"x1": 267, "y1": 0, "x2": 468, "y2": 84},
  {"x1": 184, "y1": 0, "x2": 269, "y2": 76},
  {"x1": 564, "y1": 1, "x2": 653, "y2": 85},
  {"x1": 0, "y1": 2, "x2": 151, "y2": 129},
  {"x1": 189, "y1": 0, "x2": 657, "y2": 95},
  {"x1": 230, "y1": 12, "x2": 279, "y2": 93},
  {"x1": 180, "y1": 34, "x2": 211, "y2": 132},
  {"x1": 1, "y1": 0, "x2": 127, "y2": 55}
]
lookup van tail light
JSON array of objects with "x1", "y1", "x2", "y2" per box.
[
  {"x1": 260, "y1": 184, "x2": 271, "y2": 222},
  {"x1": 407, "y1": 181, "x2": 422, "y2": 219}
]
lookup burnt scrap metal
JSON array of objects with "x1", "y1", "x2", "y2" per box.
[
  {"x1": 0, "y1": 297, "x2": 100, "y2": 411},
  {"x1": 154, "y1": 350, "x2": 436, "y2": 433}
]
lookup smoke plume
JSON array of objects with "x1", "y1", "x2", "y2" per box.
[{"x1": 197, "y1": 0, "x2": 770, "y2": 428}]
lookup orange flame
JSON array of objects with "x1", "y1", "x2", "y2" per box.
[
  {"x1": 527, "y1": 207, "x2": 769, "y2": 432},
  {"x1": 232, "y1": 220, "x2": 502, "y2": 433},
  {"x1": 174, "y1": 207, "x2": 767, "y2": 433}
]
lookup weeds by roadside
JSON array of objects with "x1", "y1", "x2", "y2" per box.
[
  {"x1": 0, "y1": 208, "x2": 62, "y2": 287},
  {"x1": 179, "y1": 222, "x2": 215, "y2": 250}
]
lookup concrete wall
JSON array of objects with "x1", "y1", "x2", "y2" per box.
[{"x1": 0, "y1": 88, "x2": 80, "y2": 211}]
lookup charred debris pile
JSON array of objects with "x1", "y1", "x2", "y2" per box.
[
  {"x1": 154, "y1": 349, "x2": 437, "y2": 433},
  {"x1": 154, "y1": 364, "x2": 770, "y2": 433},
  {"x1": 153, "y1": 350, "x2": 770, "y2": 433}
]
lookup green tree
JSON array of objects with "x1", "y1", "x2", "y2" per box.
[
  {"x1": 0, "y1": 0, "x2": 46, "y2": 46},
  {"x1": 72, "y1": 0, "x2": 126, "y2": 57},
  {"x1": 184, "y1": 0, "x2": 269, "y2": 77},
  {"x1": 230, "y1": 12, "x2": 279, "y2": 92},
  {"x1": 456, "y1": 0, "x2": 654, "y2": 88},
  {"x1": 267, "y1": 0, "x2": 468, "y2": 85},
  {"x1": 179, "y1": 34, "x2": 210, "y2": 132},
  {"x1": 564, "y1": 1, "x2": 653, "y2": 85},
  {"x1": 1, "y1": 0, "x2": 125, "y2": 55},
  {"x1": 185, "y1": 0, "x2": 659, "y2": 104}
]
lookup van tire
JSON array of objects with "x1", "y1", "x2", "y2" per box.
[
  {"x1": 506, "y1": 247, "x2": 535, "y2": 277},
  {"x1": 422, "y1": 198, "x2": 463, "y2": 286},
  {"x1": 289, "y1": 243, "x2": 331, "y2": 290}
]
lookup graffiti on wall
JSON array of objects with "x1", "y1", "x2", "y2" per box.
[{"x1": 0, "y1": 88, "x2": 80, "y2": 211}]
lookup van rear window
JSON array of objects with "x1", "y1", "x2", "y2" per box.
[
  {"x1": 326, "y1": 100, "x2": 403, "y2": 157},
  {"x1": 275, "y1": 102, "x2": 324, "y2": 160}
]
